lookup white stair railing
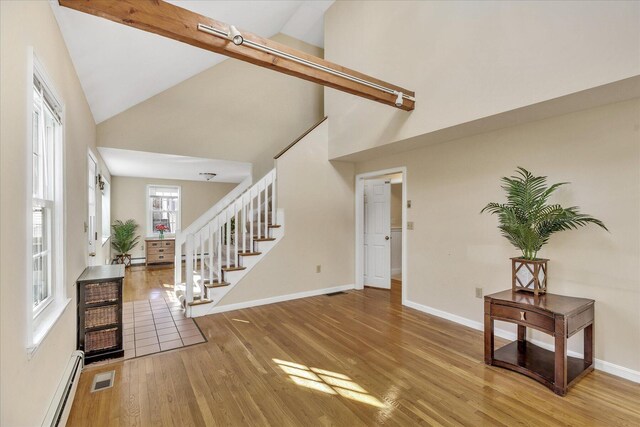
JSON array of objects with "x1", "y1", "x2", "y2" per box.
[
  {"x1": 174, "y1": 175, "x2": 252, "y2": 285},
  {"x1": 179, "y1": 169, "x2": 277, "y2": 307}
]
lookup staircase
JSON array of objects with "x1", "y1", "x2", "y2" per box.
[{"x1": 174, "y1": 169, "x2": 284, "y2": 317}]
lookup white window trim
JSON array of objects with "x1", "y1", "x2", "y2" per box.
[
  {"x1": 146, "y1": 184, "x2": 181, "y2": 237},
  {"x1": 101, "y1": 176, "x2": 111, "y2": 245},
  {"x1": 26, "y1": 49, "x2": 70, "y2": 357}
]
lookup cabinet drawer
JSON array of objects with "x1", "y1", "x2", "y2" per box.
[
  {"x1": 147, "y1": 246, "x2": 174, "y2": 256},
  {"x1": 147, "y1": 240, "x2": 174, "y2": 247},
  {"x1": 492, "y1": 303, "x2": 554, "y2": 333},
  {"x1": 147, "y1": 253, "x2": 173, "y2": 264}
]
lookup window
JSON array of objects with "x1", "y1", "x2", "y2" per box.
[
  {"x1": 147, "y1": 185, "x2": 180, "y2": 236},
  {"x1": 28, "y1": 54, "x2": 68, "y2": 353},
  {"x1": 101, "y1": 178, "x2": 111, "y2": 244},
  {"x1": 32, "y1": 74, "x2": 60, "y2": 314}
]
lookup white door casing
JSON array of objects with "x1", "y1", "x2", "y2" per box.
[
  {"x1": 87, "y1": 153, "x2": 97, "y2": 265},
  {"x1": 363, "y1": 179, "x2": 391, "y2": 289}
]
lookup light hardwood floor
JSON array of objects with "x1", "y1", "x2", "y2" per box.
[{"x1": 69, "y1": 268, "x2": 640, "y2": 426}]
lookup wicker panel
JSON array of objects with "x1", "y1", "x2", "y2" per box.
[
  {"x1": 85, "y1": 328, "x2": 118, "y2": 353},
  {"x1": 85, "y1": 305, "x2": 118, "y2": 329},
  {"x1": 84, "y1": 281, "x2": 119, "y2": 304}
]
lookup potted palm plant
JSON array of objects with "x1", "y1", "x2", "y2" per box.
[
  {"x1": 482, "y1": 167, "x2": 607, "y2": 295},
  {"x1": 111, "y1": 219, "x2": 140, "y2": 267}
]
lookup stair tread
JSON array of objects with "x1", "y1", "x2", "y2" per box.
[
  {"x1": 238, "y1": 251, "x2": 262, "y2": 256},
  {"x1": 188, "y1": 298, "x2": 213, "y2": 306},
  {"x1": 204, "y1": 281, "x2": 231, "y2": 288},
  {"x1": 253, "y1": 237, "x2": 276, "y2": 241},
  {"x1": 268, "y1": 224, "x2": 281, "y2": 228},
  {"x1": 222, "y1": 266, "x2": 246, "y2": 271}
]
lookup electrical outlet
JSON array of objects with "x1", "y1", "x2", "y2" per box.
[
  {"x1": 407, "y1": 200, "x2": 412, "y2": 208},
  {"x1": 316, "y1": 265, "x2": 321, "y2": 273},
  {"x1": 475, "y1": 287, "x2": 483, "y2": 299},
  {"x1": 407, "y1": 221, "x2": 414, "y2": 230}
]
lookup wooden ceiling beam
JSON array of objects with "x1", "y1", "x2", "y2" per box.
[{"x1": 58, "y1": 0, "x2": 415, "y2": 111}]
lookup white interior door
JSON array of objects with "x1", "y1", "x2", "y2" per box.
[
  {"x1": 87, "y1": 154, "x2": 97, "y2": 265},
  {"x1": 363, "y1": 179, "x2": 391, "y2": 288}
]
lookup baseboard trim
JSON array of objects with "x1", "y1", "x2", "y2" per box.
[
  {"x1": 209, "y1": 284, "x2": 356, "y2": 314},
  {"x1": 404, "y1": 299, "x2": 640, "y2": 384}
]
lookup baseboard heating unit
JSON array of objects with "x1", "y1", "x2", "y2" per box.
[{"x1": 41, "y1": 350, "x2": 84, "y2": 427}]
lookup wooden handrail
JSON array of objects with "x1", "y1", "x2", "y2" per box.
[{"x1": 274, "y1": 116, "x2": 328, "y2": 159}]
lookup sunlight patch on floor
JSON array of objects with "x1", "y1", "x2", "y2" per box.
[{"x1": 273, "y1": 359, "x2": 387, "y2": 408}]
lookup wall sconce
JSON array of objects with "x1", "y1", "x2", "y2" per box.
[{"x1": 97, "y1": 174, "x2": 105, "y2": 191}]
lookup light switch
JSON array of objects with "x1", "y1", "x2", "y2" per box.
[
  {"x1": 407, "y1": 221, "x2": 414, "y2": 230},
  {"x1": 407, "y1": 200, "x2": 412, "y2": 208}
]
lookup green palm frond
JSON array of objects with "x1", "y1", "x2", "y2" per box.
[
  {"x1": 482, "y1": 167, "x2": 607, "y2": 259},
  {"x1": 111, "y1": 219, "x2": 140, "y2": 255}
]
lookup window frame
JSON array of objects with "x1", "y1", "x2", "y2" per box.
[
  {"x1": 26, "y1": 50, "x2": 69, "y2": 355},
  {"x1": 146, "y1": 185, "x2": 181, "y2": 237}
]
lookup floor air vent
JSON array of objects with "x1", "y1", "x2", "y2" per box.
[
  {"x1": 90, "y1": 370, "x2": 115, "y2": 392},
  {"x1": 326, "y1": 291, "x2": 346, "y2": 296}
]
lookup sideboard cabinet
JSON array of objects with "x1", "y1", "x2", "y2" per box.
[{"x1": 145, "y1": 238, "x2": 175, "y2": 266}]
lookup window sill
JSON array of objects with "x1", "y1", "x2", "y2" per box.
[{"x1": 27, "y1": 297, "x2": 71, "y2": 358}]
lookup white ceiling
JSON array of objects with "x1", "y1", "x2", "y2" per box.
[
  {"x1": 98, "y1": 148, "x2": 252, "y2": 183},
  {"x1": 51, "y1": 1, "x2": 333, "y2": 124}
]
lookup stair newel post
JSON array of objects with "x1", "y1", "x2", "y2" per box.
[
  {"x1": 242, "y1": 194, "x2": 247, "y2": 255},
  {"x1": 264, "y1": 179, "x2": 268, "y2": 237},
  {"x1": 209, "y1": 222, "x2": 214, "y2": 285},
  {"x1": 217, "y1": 219, "x2": 222, "y2": 283},
  {"x1": 250, "y1": 188, "x2": 254, "y2": 252},
  {"x1": 271, "y1": 171, "x2": 277, "y2": 225},
  {"x1": 226, "y1": 208, "x2": 231, "y2": 269},
  {"x1": 199, "y1": 231, "x2": 205, "y2": 288},
  {"x1": 174, "y1": 232, "x2": 182, "y2": 285},
  {"x1": 185, "y1": 233, "x2": 194, "y2": 310},
  {"x1": 234, "y1": 200, "x2": 239, "y2": 267},
  {"x1": 257, "y1": 182, "x2": 262, "y2": 239}
]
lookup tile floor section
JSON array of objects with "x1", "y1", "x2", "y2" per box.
[{"x1": 123, "y1": 297, "x2": 206, "y2": 359}]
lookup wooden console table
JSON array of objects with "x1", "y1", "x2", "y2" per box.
[{"x1": 484, "y1": 290, "x2": 594, "y2": 396}]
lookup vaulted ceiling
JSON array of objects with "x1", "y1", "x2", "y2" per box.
[{"x1": 51, "y1": 1, "x2": 333, "y2": 123}]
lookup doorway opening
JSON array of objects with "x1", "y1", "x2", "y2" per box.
[{"x1": 355, "y1": 167, "x2": 407, "y2": 305}]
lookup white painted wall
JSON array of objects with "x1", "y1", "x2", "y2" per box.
[
  {"x1": 110, "y1": 177, "x2": 236, "y2": 259},
  {"x1": 97, "y1": 33, "x2": 325, "y2": 178},
  {"x1": 355, "y1": 98, "x2": 640, "y2": 374},
  {"x1": 0, "y1": 2, "x2": 107, "y2": 425},
  {"x1": 325, "y1": 1, "x2": 640, "y2": 160},
  {"x1": 217, "y1": 121, "x2": 355, "y2": 306}
]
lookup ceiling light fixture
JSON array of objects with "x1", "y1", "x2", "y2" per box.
[
  {"x1": 199, "y1": 172, "x2": 217, "y2": 181},
  {"x1": 394, "y1": 92, "x2": 404, "y2": 107},
  {"x1": 228, "y1": 25, "x2": 243, "y2": 46},
  {"x1": 196, "y1": 23, "x2": 416, "y2": 107}
]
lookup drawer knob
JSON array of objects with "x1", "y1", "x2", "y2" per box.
[{"x1": 520, "y1": 311, "x2": 526, "y2": 321}]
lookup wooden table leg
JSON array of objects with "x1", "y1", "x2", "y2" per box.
[
  {"x1": 554, "y1": 315, "x2": 568, "y2": 395},
  {"x1": 584, "y1": 323, "x2": 594, "y2": 367},
  {"x1": 484, "y1": 300, "x2": 494, "y2": 364}
]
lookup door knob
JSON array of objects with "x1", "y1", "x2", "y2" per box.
[{"x1": 385, "y1": 236, "x2": 390, "y2": 240}]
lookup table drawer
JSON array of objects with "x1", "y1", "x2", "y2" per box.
[
  {"x1": 492, "y1": 303, "x2": 554, "y2": 333},
  {"x1": 147, "y1": 246, "x2": 174, "y2": 256},
  {"x1": 147, "y1": 253, "x2": 173, "y2": 264},
  {"x1": 147, "y1": 240, "x2": 174, "y2": 249}
]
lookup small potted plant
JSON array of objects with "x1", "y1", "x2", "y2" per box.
[
  {"x1": 482, "y1": 167, "x2": 607, "y2": 295},
  {"x1": 155, "y1": 223, "x2": 169, "y2": 240},
  {"x1": 111, "y1": 219, "x2": 140, "y2": 267}
]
